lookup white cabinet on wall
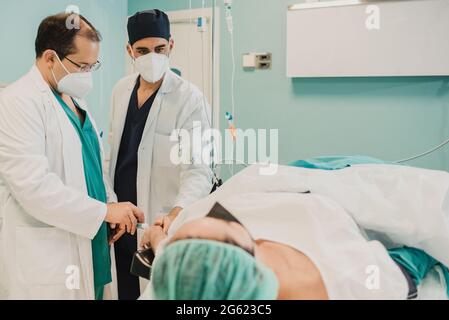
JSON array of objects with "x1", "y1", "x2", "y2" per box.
[{"x1": 286, "y1": 0, "x2": 449, "y2": 78}]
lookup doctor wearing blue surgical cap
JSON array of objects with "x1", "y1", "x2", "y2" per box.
[{"x1": 108, "y1": 9, "x2": 213, "y2": 300}]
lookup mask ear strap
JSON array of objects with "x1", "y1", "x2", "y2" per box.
[
  {"x1": 129, "y1": 45, "x2": 137, "y2": 61},
  {"x1": 50, "y1": 67, "x2": 60, "y2": 93},
  {"x1": 53, "y1": 51, "x2": 70, "y2": 75}
]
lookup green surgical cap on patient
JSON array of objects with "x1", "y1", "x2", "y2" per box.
[{"x1": 152, "y1": 239, "x2": 279, "y2": 300}]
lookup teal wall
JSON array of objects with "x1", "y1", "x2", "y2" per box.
[
  {"x1": 0, "y1": 0, "x2": 128, "y2": 144},
  {"x1": 1, "y1": 0, "x2": 448, "y2": 173},
  {"x1": 129, "y1": 0, "x2": 449, "y2": 172}
]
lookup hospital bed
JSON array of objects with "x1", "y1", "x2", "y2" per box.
[{"x1": 138, "y1": 161, "x2": 449, "y2": 300}]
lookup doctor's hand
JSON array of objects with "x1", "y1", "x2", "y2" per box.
[
  {"x1": 140, "y1": 225, "x2": 167, "y2": 252},
  {"x1": 105, "y1": 202, "x2": 145, "y2": 236},
  {"x1": 154, "y1": 207, "x2": 183, "y2": 233}
]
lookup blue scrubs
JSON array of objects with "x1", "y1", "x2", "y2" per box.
[{"x1": 113, "y1": 77, "x2": 158, "y2": 300}]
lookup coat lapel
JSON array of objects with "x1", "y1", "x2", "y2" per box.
[
  {"x1": 140, "y1": 70, "x2": 178, "y2": 142},
  {"x1": 110, "y1": 75, "x2": 137, "y2": 178},
  {"x1": 30, "y1": 66, "x2": 84, "y2": 189}
]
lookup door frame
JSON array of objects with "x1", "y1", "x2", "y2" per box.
[{"x1": 167, "y1": 7, "x2": 220, "y2": 131}]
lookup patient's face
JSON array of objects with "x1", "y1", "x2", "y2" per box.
[{"x1": 170, "y1": 218, "x2": 255, "y2": 256}]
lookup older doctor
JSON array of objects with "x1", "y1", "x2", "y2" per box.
[
  {"x1": 0, "y1": 13, "x2": 144, "y2": 300},
  {"x1": 108, "y1": 10, "x2": 213, "y2": 299}
]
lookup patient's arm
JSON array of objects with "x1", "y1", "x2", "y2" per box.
[{"x1": 140, "y1": 225, "x2": 167, "y2": 253}]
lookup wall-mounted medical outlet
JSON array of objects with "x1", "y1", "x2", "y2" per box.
[
  {"x1": 197, "y1": 16, "x2": 207, "y2": 32},
  {"x1": 243, "y1": 53, "x2": 272, "y2": 70}
]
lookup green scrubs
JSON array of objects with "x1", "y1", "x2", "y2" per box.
[{"x1": 54, "y1": 93, "x2": 112, "y2": 300}]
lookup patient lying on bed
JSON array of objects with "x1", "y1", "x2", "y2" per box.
[{"x1": 141, "y1": 163, "x2": 449, "y2": 300}]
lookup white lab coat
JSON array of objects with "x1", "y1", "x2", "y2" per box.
[
  {"x1": 0, "y1": 65, "x2": 118, "y2": 300},
  {"x1": 108, "y1": 70, "x2": 213, "y2": 223}
]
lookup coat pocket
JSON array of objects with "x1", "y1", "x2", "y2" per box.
[
  {"x1": 15, "y1": 227, "x2": 71, "y2": 286},
  {"x1": 153, "y1": 133, "x2": 181, "y2": 168},
  {"x1": 151, "y1": 134, "x2": 182, "y2": 210}
]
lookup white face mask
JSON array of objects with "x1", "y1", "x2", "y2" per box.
[
  {"x1": 132, "y1": 51, "x2": 169, "y2": 84},
  {"x1": 51, "y1": 52, "x2": 93, "y2": 99}
]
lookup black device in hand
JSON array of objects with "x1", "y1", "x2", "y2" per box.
[{"x1": 130, "y1": 247, "x2": 155, "y2": 280}]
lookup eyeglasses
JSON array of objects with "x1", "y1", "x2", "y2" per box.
[{"x1": 65, "y1": 56, "x2": 102, "y2": 73}]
